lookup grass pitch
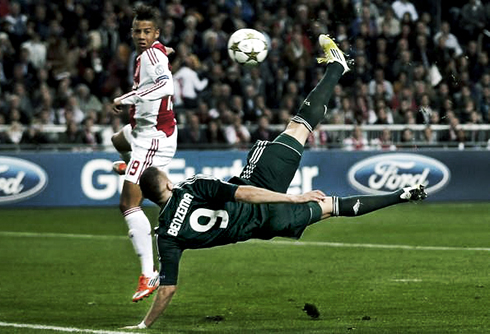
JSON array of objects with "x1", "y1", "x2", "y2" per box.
[{"x1": 0, "y1": 202, "x2": 489, "y2": 333}]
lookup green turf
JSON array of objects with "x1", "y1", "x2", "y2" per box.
[{"x1": 0, "y1": 203, "x2": 489, "y2": 333}]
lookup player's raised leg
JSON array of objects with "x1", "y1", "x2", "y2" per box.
[
  {"x1": 233, "y1": 35, "x2": 352, "y2": 193},
  {"x1": 281, "y1": 34, "x2": 350, "y2": 146}
]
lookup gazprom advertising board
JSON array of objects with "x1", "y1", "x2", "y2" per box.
[{"x1": 0, "y1": 150, "x2": 488, "y2": 207}]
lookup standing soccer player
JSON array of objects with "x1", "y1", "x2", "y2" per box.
[
  {"x1": 111, "y1": 5, "x2": 177, "y2": 303},
  {"x1": 122, "y1": 35, "x2": 427, "y2": 329}
]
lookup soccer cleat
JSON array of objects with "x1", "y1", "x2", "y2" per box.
[
  {"x1": 132, "y1": 271, "x2": 160, "y2": 302},
  {"x1": 317, "y1": 34, "x2": 350, "y2": 74},
  {"x1": 112, "y1": 161, "x2": 127, "y2": 175},
  {"x1": 400, "y1": 184, "x2": 427, "y2": 201}
]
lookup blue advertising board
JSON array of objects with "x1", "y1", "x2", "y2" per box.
[{"x1": 0, "y1": 150, "x2": 488, "y2": 207}]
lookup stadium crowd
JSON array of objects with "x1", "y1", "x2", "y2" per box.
[{"x1": 0, "y1": 0, "x2": 489, "y2": 150}]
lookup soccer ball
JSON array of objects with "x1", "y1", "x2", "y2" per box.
[{"x1": 227, "y1": 28, "x2": 268, "y2": 66}]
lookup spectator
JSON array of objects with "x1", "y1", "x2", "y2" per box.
[
  {"x1": 377, "y1": 7, "x2": 400, "y2": 38},
  {"x1": 99, "y1": 116, "x2": 123, "y2": 150},
  {"x1": 284, "y1": 28, "x2": 312, "y2": 72},
  {"x1": 392, "y1": 0, "x2": 419, "y2": 22},
  {"x1": 0, "y1": 48, "x2": 9, "y2": 92},
  {"x1": 459, "y1": 0, "x2": 486, "y2": 41},
  {"x1": 434, "y1": 21, "x2": 463, "y2": 58},
  {"x1": 3, "y1": 1, "x2": 28, "y2": 41},
  {"x1": 400, "y1": 127, "x2": 415, "y2": 145},
  {"x1": 160, "y1": 18, "x2": 178, "y2": 47},
  {"x1": 222, "y1": 66, "x2": 243, "y2": 96},
  {"x1": 7, "y1": 95, "x2": 29, "y2": 124},
  {"x1": 355, "y1": 0, "x2": 380, "y2": 21},
  {"x1": 372, "y1": 100, "x2": 394, "y2": 124},
  {"x1": 20, "y1": 123, "x2": 50, "y2": 145},
  {"x1": 75, "y1": 84, "x2": 103, "y2": 115},
  {"x1": 178, "y1": 112, "x2": 208, "y2": 146},
  {"x1": 205, "y1": 119, "x2": 227, "y2": 147},
  {"x1": 479, "y1": 86, "x2": 490, "y2": 123},
  {"x1": 57, "y1": 96, "x2": 84, "y2": 125},
  {"x1": 173, "y1": 54, "x2": 209, "y2": 109},
  {"x1": 79, "y1": 117, "x2": 101, "y2": 147},
  {"x1": 0, "y1": 114, "x2": 12, "y2": 144},
  {"x1": 471, "y1": 51, "x2": 489, "y2": 83},
  {"x1": 307, "y1": 128, "x2": 328, "y2": 149},
  {"x1": 224, "y1": 113, "x2": 251, "y2": 148},
  {"x1": 368, "y1": 68, "x2": 394, "y2": 101},
  {"x1": 251, "y1": 115, "x2": 277, "y2": 142},
  {"x1": 5, "y1": 121, "x2": 24, "y2": 144},
  {"x1": 21, "y1": 25, "x2": 47, "y2": 70},
  {"x1": 351, "y1": 6, "x2": 377, "y2": 38},
  {"x1": 420, "y1": 125, "x2": 437, "y2": 146},
  {"x1": 333, "y1": 0, "x2": 356, "y2": 27},
  {"x1": 343, "y1": 125, "x2": 369, "y2": 150},
  {"x1": 371, "y1": 128, "x2": 396, "y2": 150},
  {"x1": 58, "y1": 120, "x2": 82, "y2": 145},
  {"x1": 413, "y1": 34, "x2": 434, "y2": 70},
  {"x1": 31, "y1": 4, "x2": 50, "y2": 40},
  {"x1": 45, "y1": 20, "x2": 70, "y2": 79}
]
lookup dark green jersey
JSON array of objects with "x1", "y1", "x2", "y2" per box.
[
  {"x1": 156, "y1": 174, "x2": 271, "y2": 248},
  {"x1": 155, "y1": 174, "x2": 318, "y2": 285}
]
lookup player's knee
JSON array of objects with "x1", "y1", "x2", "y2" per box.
[{"x1": 119, "y1": 200, "x2": 136, "y2": 213}]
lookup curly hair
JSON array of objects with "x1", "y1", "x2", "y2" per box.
[{"x1": 133, "y1": 4, "x2": 162, "y2": 29}]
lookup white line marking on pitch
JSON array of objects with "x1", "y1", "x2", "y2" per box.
[
  {"x1": 261, "y1": 239, "x2": 490, "y2": 251},
  {"x1": 0, "y1": 231, "x2": 126, "y2": 240},
  {"x1": 0, "y1": 321, "x2": 142, "y2": 334},
  {"x1": 1, "y1": 231, "x2": 489, "y2": 252}
]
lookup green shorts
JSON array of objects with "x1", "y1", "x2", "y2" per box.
[
  {"x1": 229, "y1": 133, "x2": 323, "y2": 237},
  {"x1": 252, "y1": 202, "x2": 323, "y2": 240},
  {"x1": 229, "y1": 133, "x2": 304, "y2": 193}
]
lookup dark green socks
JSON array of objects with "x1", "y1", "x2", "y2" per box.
[
  {"x1": 332, "y1": 189, "x2": 406, "y2": 217},
  {"x1": 292, "y1": 62, "x2": 344, "y2": 131}
]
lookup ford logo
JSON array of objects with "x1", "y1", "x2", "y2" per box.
[
  {"x1": 347, "y1": 153, "x2": 450, "y2": 195},
  {"x1": 0, "y1": 156, "x2": 48, "y2": 204}
]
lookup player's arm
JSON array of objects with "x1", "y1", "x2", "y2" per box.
[
  {"x1": 234, "y1": 185, "x2": 327, "y2": 204},
  {"x1": 123, "y1": 238, "x2": 182, "y2": 329},
  {"x1": 135, "y1": 285, "x2": 177, "y2": 329},
  {"x1": 113, "y1": 49, "x2": 174, "y2": 110},
  {"x1": 192, "y1": 177, "x2": 326, "y2": 205},
  {"x1": 122, "y1": 285, "x2": 176, "y2": 329}
]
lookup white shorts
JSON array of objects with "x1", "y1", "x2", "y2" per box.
[{"x1": 123, "y1": 125, "x2": 178, "y2": 184}]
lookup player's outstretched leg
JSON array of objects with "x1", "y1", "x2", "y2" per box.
[
  {"x1": 291, "y1": 34, "x2": 350, "y2": 132},
  {"x1": 329, "y1": 184, "x2": 427, "y2": 218}
]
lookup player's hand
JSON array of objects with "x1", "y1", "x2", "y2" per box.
[
  {"x1": 120, "y1": 324, "x2": 140, "y2": 329},
  {"x1": 294, "y1": 190, "x2": 327, "y2": 203},
  {"x1": 165, "y1": 46, "x2": 175, "y2": 55},
  {"x1": 120, "y1": 321, "x2": 147, "y2": 329},
  {"x1": 112, "y1": 97, "x2": 123, "y2": 113}
]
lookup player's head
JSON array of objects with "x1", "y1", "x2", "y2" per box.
[
  {"x1": 132, "y1": 4, "x2": 161, "y2": 53},
  {"x1": 140, "y1": 167, "x2": 172, "y2": 206}
]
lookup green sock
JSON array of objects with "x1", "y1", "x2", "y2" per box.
[
  {"x1": 332, "y1": 190, "x2": 405, "y2": 217},
  {"x1": 292, "y1": 62, "x2": 343, "y2": 131}
]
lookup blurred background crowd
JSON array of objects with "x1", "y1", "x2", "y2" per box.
[{"x1": 0, "y1": 0, "x2": 489, "y2": 150}]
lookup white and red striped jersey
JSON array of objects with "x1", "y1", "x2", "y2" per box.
[{"x1": 119, "y1": 41, "x2": 176, "y2": 137}]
